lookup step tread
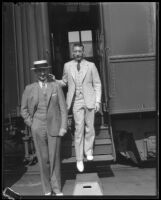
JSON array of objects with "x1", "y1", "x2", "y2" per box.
[
  {"x1": 95, "y1": 138, "x2": 112, "y2": 145},
  {"x1": 62, "y1": 154, "x2": 114, "y2": 163},
  {"x1": 63, "y1": 138, "x2": 112, "y2": 147},
  {"x1": 62, "y1": 126, "x2": 111, "y2": 142},
  {"x1": 95, "y1": 125, "x2": 109, "y2": 130}
]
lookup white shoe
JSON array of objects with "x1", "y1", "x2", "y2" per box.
[
  {"x1": 56, "y1": 192, "x2": 63, "y2": 196},
  {"x1": 87, "y1": 155, "x2": 94, "y2": 161},
  {"x1": 44, "y1": 192, "x2": 51, "y2": 196},
  {"x1": 76, "y1": 161, "x2": 84, "y2": 172}
]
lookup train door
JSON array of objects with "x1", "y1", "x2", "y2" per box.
[
  {"x1": 99, "y1": 3, "x2": 156, "y2": 162},
  {"x1": 99, "y1": 2, "x2": 156, "y2": 114},
  {"x1": 48, "y1": 3, "x2": 116, "y2": 163}
]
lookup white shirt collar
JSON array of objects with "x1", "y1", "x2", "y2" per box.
[
  {"x1": 38, "y1": 81, "x2": 47, "y2": 88},
  {"x1": 73, "y1": 59, "x2": 85, "y2": 63}
]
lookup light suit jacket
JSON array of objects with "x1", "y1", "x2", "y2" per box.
[
  {"x1": 59, "y1": 59, "x2": 102, "y2": 110},
  {"x1": 21, "y1": 81, "x2": 68, "y2": 137}
]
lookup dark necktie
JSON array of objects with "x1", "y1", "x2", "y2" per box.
[{"x1": 77, "y1": 61, "x2": 80, "y2": 71}]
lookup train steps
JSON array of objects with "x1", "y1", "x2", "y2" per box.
[{"x1": 61, "y1": 125, "x2": 116, "y2": 164}]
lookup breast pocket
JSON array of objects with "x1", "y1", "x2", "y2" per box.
[
  {"x1": 51, "y1": 93, "x2": 58, "y2": 104},
  {"x1": 52, "y1": 93, "x2": 57, "y2": 97}
]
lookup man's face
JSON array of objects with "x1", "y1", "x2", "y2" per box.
[
  {"x1": 35, "y1": 68, "x2": 49, "y2": 82},
  {"x1": 73, "y1": 46, "x2": 84, "y2": 62}
]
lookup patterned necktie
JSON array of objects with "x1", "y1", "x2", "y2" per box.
[{"x1": 77, "y1": 61, "x2": 80, "y2": 71}]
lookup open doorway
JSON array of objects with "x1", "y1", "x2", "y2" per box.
[
  {"x1": 48, "y1": 3, "x2": 100, "y2": 79},
  {"x1": 47, "y1": 3, "x2": 117, "y2": 164}
]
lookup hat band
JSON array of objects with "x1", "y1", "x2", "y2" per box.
[{"x1": 31, "y1": 65, "x2": 51, "y2": 70}]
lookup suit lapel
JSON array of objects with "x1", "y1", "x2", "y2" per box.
[
  {"x1": 46, "y1": 82, "x2": 53, "y2": 108},
  {"x1": 70, "y1": 60, "x2": 89, "y2": 83},
  {"x1": 29, "y1": 83, "x2": 39, "y2": 117},
  {"x1": 32, "y1": 83, "x2": 39, "y2": 105},
  {"x1": 80, "y1": 60, "x2": 89, "y2": 83},
  {"x1": 70, "y1": 61, "x2": 77, "y2": 81},
  {"x1": 29, "y1": 82, "x2": 53, "y2": 115}
]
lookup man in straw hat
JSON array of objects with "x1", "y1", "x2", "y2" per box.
[{"x1": 21, "y1": 60, "x2": 67, "y2": 196}]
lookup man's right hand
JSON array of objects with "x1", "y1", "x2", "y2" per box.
[
  {"x1": 95, "y1": 102, "x2": 101, "y2": 113},
  {"x1": 59, "y1": 128, "x2": 67, "y2": 137},
  {"x1": 48, "y1": 74, "x2": 56, "y2": 81}
]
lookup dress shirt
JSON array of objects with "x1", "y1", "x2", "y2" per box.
[{"x1": 39, "y1": 81, "x2": 47, "y2": 88}]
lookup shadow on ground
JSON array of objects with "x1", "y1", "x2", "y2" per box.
[
  {"x1": 138, "y1": 160, "x2": 157, "y2": 168},
  {"x1": 3, "y1": 159, "x2": 28, "y2": 190},
  {"x1": 116, "y1": 152, "x2": 139, "y2": 167},
  {"x1": 116, "y1": 152, "x2": 157, "y2": 168}
]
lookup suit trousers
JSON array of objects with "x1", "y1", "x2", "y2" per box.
[
  {"x1": 73, "y1": 100, "x2": 95, "y2": 161},
  {"x1": 31, "y1": 117, "x2": 61, "y2": 194}
]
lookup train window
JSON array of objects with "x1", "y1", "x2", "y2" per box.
[
  {"x1": 81, "y1": 30, "x2": 93, "y2": 57},
  {"x1": 68, "y1": 31, "x2": 80, "y2": 58},
  {"x1": 68, "y1": 31, "x2": 80, "y2": 43},
  {"x1": 68, "y1": 30, "x2": 93, "y2": 58}
]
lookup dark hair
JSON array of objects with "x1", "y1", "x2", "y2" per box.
[{"x1": 73, "y1": 43, "x2": 84, "y2": 50}]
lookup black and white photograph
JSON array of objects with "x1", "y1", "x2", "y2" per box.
[{"x1": 2, "y1": 2, "x2": 159, "y2": 198}]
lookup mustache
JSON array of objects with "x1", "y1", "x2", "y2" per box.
[
  {"x1": 75, "y1": 55, "x2": 82, "y2": 58},
  {"x1": 39, "y1": 74, "x2": 47, "y2": 77}
]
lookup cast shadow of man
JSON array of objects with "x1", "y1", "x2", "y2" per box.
[{"x1": 3, "y1": 117, "x2": 28, "y2": 189}]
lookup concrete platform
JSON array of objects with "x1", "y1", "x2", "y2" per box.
[{"x1": 3, "y1": 161, "x2": 157, "y2": 197}]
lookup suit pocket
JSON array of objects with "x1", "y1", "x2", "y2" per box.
[
  {"x1": 31, "y1": 118, "x2": 36, "y2": 132},
  {"x1": 51, "y1": 93, "x2": 58, "y2": 102},
  {"x1": 52, "y1": 93, "x2": 57, "y2": 97},
  {"x1": 31, "y1": 118, "x2": 40, "y2": 133}
]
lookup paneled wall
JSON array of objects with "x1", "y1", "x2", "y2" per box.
[
  {"x1": 3, "y1": 3, "x2": 19, "y2": 118},
  {"x1": 3, "y1": 2, "x2": 52, "y2": 118}
]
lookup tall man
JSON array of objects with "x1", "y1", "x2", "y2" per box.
[
  {"x1": 21, "y1": 60, "x2": 67, "y2": 196},
  {"x1": 58, "y1": 43, "x2": 102, "y2": 172}
]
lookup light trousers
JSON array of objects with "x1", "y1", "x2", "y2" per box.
[
  {"x1": 73, "y1": 99, "x2": 95, "y2": 161},
  {"x1": 31, "y1": 118, "x2": 61, "y2": 194}
]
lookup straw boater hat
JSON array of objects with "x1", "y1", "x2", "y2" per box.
[{"x1": 31, "y1": 60, "x2": 51, "y2": 70}]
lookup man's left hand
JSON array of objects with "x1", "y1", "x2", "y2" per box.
[{"x1": 95, "y1": 102, "x2": 100, "y2": 113}]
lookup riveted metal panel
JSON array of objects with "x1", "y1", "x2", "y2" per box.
[
  {"x1": 109, "y1": 57, "x2": 156, "y2": 114},
  {"x1": 100, "y1": 2, "x2": 156, "y2": 114},
  {"x1": 107, "y1": 2, "x2": 156, "y2": 56}
]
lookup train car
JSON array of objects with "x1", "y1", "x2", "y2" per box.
[{"x1": 3, "y1": 2, "x2": 158, "y2": 171}]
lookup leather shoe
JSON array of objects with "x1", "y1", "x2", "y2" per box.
[
  {"x1": 56, "y1": 192, "x2": 63, "y2": 196},
  {"x1": 44, "y1": 192, "x2": 51, "y2": 196},
  {"x1": 76, "y1": 161, "x2": 84, "y2": 172}
]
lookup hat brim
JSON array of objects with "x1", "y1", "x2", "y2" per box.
[{"x1": 31, "y1": 66, "x2": 52, "y2": 70}]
